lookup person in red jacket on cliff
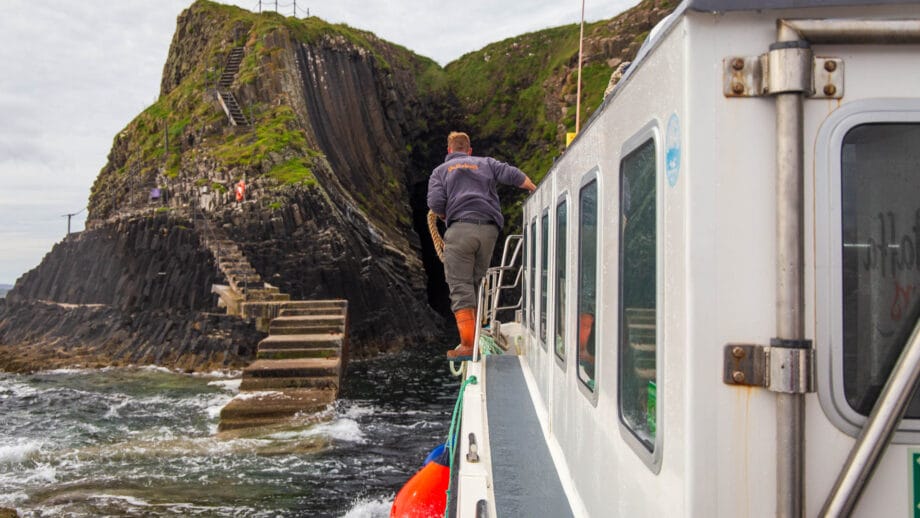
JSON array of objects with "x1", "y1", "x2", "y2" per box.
[{"x1": 427, "y1": 131, "x2": 536, "y2": 359}]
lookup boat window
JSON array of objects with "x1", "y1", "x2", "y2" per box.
[
  {"x1": 529, "y1": 218, "x2": 537, "y2": 332},
  {"x1": 577, "y1": 180, "x2": 598, "y2": 390},
  {"x1": 618, "y1": 138, "x2": 657, "y2": 452},
  {"x1": 841, "y1": 123, "x2": 920, "y2": 418},
  {"x1": 555, "y1": 199, "x2": 568, "y2": 363},
  {"x1": 540, "y1": 210, "x2": 549, "y2": 348}
]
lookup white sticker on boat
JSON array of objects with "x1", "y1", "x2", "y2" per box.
[{"x1": 666, "y1": 113, "x2": 681, "y2": 187}]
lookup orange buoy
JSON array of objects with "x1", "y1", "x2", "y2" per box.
[{"x1": 391, "y1": 447, "x2": 450, "y2": 518}]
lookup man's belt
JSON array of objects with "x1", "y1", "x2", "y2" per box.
[{"x1": 451, "y1": 218, "x2": 498, "y2": 228}]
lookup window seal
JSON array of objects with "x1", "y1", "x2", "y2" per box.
[
  {"x1": 815, "y1": 98, "x2": 920, "y2": 443},
  {"x1": 575, "y1": 167, "x2": 601, "y2": 407},
  {"x1": 554, "y1": 192, "x2": 570, "y2": 372},
  {"x1": 615, "y1": 120, "x2": 663, "y2": 473}
]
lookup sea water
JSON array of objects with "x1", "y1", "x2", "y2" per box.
[{"x1": 0, "y1": 346, "x2": 457, "y2": 517}]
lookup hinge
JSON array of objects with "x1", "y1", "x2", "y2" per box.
[
  {"x1": 723, "y1": 53, "x2": 844, "y2": 99},
  {"x1": 723, "y1": 341, "x2": 815, "y2": 394}
]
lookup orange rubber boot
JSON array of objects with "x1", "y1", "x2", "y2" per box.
[{"x1": 447, "y1": 308, "x2": 476, "y2": 359}]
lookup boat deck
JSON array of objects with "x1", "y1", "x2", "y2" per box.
[{"x1": 485, "y1": 354, "x2": 574, "y2": 517}]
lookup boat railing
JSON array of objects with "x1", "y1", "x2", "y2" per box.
[{"x1": 472, "y1": 234, "x2": 523, "y2": 362}]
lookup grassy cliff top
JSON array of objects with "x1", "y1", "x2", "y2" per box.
[{"x1": 87, "y1": 0, "x2": 671, "y2": 225}]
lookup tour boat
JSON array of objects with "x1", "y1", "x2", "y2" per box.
[{"x1": 446, "y1": 1, "x2": 920, "y2": 516}]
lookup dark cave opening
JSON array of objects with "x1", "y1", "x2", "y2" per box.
[{"x1": 410, "y1": 180, "x2": 452, "y2": 317}]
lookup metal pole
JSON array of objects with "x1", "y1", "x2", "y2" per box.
[
  {"x1": 575, "y1": 0, "x2": 585, "y2": 134},
  {"x1": 822, "y1": 317, "x2": 920, "y2": 516},
  {"x1": 773, "y1": 22, "x2": 811, "y2": 517},
  {"x1": 775, "y1": 91, "x2": 806, "y2": 518},
  {"x1": 769, "y1": 19, "x2": 920, "y2": 517}
]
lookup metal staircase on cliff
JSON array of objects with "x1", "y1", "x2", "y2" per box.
[{"x1": 216, "y1": 47, "x2": 249, "y2": 126}]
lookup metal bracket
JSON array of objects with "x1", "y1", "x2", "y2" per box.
[
  {"x1": 466, "y1": 433, "x2": 480, "y2": 463},
  {"x1": 724, "y1": 343, "x2": 815, "y2": 394},
  {"x1": 723, "y1": 54, "x2": 843, "y2": 99}
]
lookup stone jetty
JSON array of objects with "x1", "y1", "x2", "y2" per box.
[{"x1": 219, "y1": 300, "x2": 348, "y2": 431}]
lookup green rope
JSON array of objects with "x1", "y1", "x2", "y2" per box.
[
  {"x1": 478, "y1": 333, "x2": 503, "y2": 356},
  {"x1": 444, "y1": 374, "x2": 478, "y2": 518}
]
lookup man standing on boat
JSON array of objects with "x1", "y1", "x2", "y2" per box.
[{"x1": 428, "y1": 131, "x2": 537, "y2": 359}]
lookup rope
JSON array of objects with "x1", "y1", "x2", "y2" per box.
[
  {"x1": 448, "y1": 357, "x2": 465, "y2": 377},
  {"x1": 427, "y1": 210, "x2": 445, "y2": 262},
  {"x1": 478, "y1": 333, "x2": 503, "y2": 356},
  {"x1": 445, "y1": 374, "x2": 478, "y2": 518}
]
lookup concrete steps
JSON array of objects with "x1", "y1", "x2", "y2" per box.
[
  {"x1": 218, "y1": 301, "x2": 349, "y2": 432},
  {"x1": 257, "y1": 348, "x2": 340, "y2": 360},
  {"x1": 218, "y1": 389, "x2": 336, "y2": 430},
  {"x1": 260, "y1": 333, "x2": 345, "y2": 348},
  {"x1": 244, "y1": 358, "x2": 340, "y2": 378},
  {"x1": 239, "y1": 375, "x2": 339, "y2": 391}
]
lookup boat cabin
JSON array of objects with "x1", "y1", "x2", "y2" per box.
[{"x1": 450, "y1": 1, "x2": 920, "y2": 516}]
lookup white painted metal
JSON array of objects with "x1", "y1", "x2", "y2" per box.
[
  {"x1": 455, "y1": 360, "x2": 497, "y2": 518},
  {"x1": 453, "y1": 2, "x2": 920, "y2": 517}
]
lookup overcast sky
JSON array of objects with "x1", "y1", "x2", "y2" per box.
[{"x1": 0, "y1": 0, "x2": 635, "y2": 285}]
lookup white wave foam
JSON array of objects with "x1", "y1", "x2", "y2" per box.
[
  {"x1": 231, "y1": 390, "x2": 282, "y2": 401},
  {"x1": 104, "y1": 397, "x2": 131, "y2": 418},
  {"x1": 267, "y1": 418, "x2": 366, "y2": 444},
  {"x1": 43, "y1": 368, "x2": 94, "y2": 375},
  {"x1": 343, "y1": 403, "x2": 378, "y2": 419},
  {"x1": 0, "y1": 379, "x2": 39, "y2": 399},
  {"x1": 207, "y1": 378, "x2": 241, "y2": 391},
  {"x1": 321, "y1": 418, "x2": 366, "y2": 444},
  {"x1": 92, "y1": 493, "x2": 152, "y2": 507},
  {"x1": 194, "y1": 369, "x2": 242, "y2": 379},
  {"x1": 0, "y1": 491, "x2": 27, "y2": 508},
  {"x1": 340, "y1": 495, "x2": 394, "y2": 518},
  {"x1": 138, "y1": 365, "x2": 175, "y2": 374},
  {"x1": 16, "y1": 463, "x2": 57, "y2": 485},
  {"x1": 0, "y1": 439, "x2": 43, "y2": 464},
  {"x1": 205, "y1": 394, "x2": 235, "y2": 420}
]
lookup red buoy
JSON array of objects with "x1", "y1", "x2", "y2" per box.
[{"x1": 391, "y1": 456, "x2": 450, "y2": 518}]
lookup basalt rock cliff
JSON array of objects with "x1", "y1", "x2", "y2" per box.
[{"x1": 0, "y1": 0, "x2": 673, "y2": 372}]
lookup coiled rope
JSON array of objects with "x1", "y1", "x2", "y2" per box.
[{"x1": 427, "y1": 210, "x2": 445, "y2": 262}]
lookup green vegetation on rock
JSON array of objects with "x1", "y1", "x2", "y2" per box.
[{"x1": 88, "y1": 0, "x2": 673, "y2": 239}]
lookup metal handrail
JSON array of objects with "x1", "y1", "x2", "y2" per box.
[
  {"x1": 821, "y1": 315, "x2": 920, "y2": 516},
  {"x1": 472, "y1": 234, "x2": 525, "y2": 362},
  {"x1": 488, "y1": 235, "x2": 524, "y2": 324}
]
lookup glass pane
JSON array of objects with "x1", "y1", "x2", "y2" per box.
[
  {"x1": 841, "y1": 123, "x2": 920, "y2": 417},
  {"x1": 530, "y1": 219, "x2": 536, "y2": 331},
  {"x1": 555, "y1": 201, "x2": 568, "y2": 361},
  {"x1": 619, "y1": 139, "x2": 657, "y2": 450},
  {"x1": 541, "y1": 212, "x2": 549, "y2": 346},
  {"x1": 578, "y1": 180, "x2": 598, "y2": 390}
]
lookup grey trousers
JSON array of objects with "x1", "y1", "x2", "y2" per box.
[{"x1": 443, "y1": 222, "x2": 500, "y2": 312}]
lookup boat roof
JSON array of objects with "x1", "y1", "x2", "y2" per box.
[
  {"x1": 571, "y1": 0, "x2": 915, "y2": 148},
  {"x1": 688, "y1": 0, "x2": 919, "y2": 10}
]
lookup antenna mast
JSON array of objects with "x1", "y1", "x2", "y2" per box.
[{"x1": 575, "y1": 0, "x2": 586, "y2": 134}]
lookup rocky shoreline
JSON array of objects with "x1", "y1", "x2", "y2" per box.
[{"x1": 0, "y1": 298, "x2": 264, "y2": 373}]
